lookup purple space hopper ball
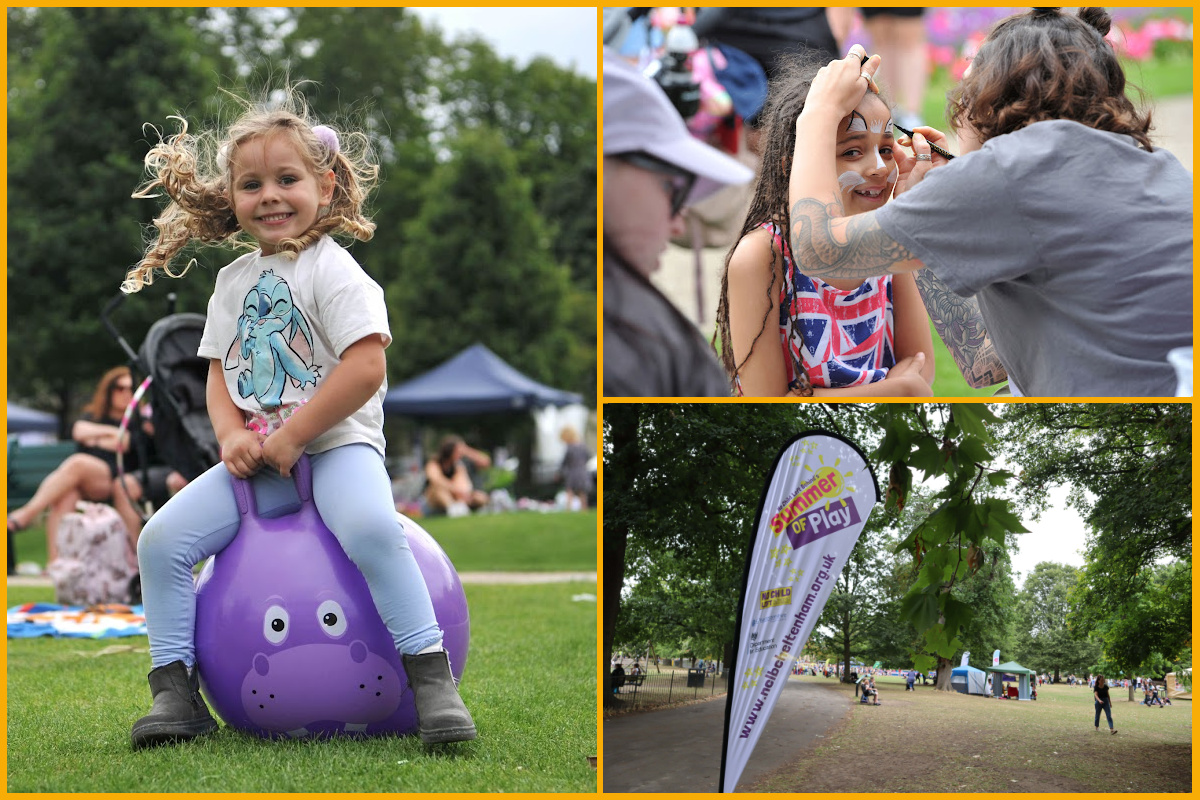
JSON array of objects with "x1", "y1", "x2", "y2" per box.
[{"x1": 193, "y1": 455, "x2": 470, "y2": 739}]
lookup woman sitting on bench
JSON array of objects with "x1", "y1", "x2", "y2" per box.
[{"x1": 8, "y1": 367, "x2": 182, "y2": 560}]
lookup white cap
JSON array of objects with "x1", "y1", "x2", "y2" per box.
[{"x1": 604, "y1": 48, "x2": 753, "y2": 208}]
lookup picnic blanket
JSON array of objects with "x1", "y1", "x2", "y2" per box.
[{"x1": 7, "y1": 602, "x2": 147, "y2": 639}]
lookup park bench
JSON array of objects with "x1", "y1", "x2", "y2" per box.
[
  {"x1": 612, "y1": 673, "x2": 646, "y2": 694},
  {"x1": 7, "y1": 439, "x2": 78, "y2": 573}
]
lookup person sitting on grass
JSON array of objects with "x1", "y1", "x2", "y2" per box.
[{"x1": 423, "y1": 435, "x2": 491, "y2": 517}]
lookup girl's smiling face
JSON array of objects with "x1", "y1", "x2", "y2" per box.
[
  {"x1": 230, "y1": 132, "x2": 334, "y2": 255},
  {"x1": 835, "y1": 94, "x2": 898, "y2": 217}
]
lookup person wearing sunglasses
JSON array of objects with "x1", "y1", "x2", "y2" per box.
[
  {"x1": 8, "y1": 367, "x2": 143, "y2": 562},
  {"x1": 604, "y1": 47, "x2": 754, "y2": 397}
]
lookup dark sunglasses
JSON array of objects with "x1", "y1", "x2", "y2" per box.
[
  {"x1": 617, "y1": 151, "x2": 697, "y2": 217},
  {"x1": 113, "y1": 382, "x2": 134, "y2": 391}
]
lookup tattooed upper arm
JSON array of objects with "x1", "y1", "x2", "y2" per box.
[
  {"x1": 913, "y1": 269, "x2": 1009, "y2": 388},
  {"x1": 789, "y1": 197, "x2": 923, "y2": 281}
]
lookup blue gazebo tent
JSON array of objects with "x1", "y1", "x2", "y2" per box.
[
  {"x1": 950, "y1": 664, "x2": 988, "y2": 695},
  {"x1": 985, "y1": 661, "x2": 1035, "y2": 700},
  {"x1": 7, "y1": 402, "x2": 57, "y2": 434},
  {"x1": 382, "y1": 344, "x2": 582, "y2": 418}
]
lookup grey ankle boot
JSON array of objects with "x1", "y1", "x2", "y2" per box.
[
  {"x1": 131, "y1": 660, "x2": 219, "y2": 749},
  {"x1": 402, "y1": 651, "x2": 477, "y2": 744}
]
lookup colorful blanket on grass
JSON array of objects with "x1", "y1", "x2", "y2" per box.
[{"x1": 7, "y1": 603, "x2": 147, "y2": 638}]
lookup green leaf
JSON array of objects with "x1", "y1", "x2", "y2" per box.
[
  {"x1": 875, "y1": 426, "x2": 899, "y2": 462},
  {"x1": 942, "y1": 595, "x2": 976, "y2": 634},
  {"x1": 986, "y1": 469, "x2": 1015, "y2": 488},
  {"x1": 985, "y1": 497, "x2": 1031, "y2": 533},
  {"x1": 957, "y1": 437, "x2": 993, "y2": 466},
  {"x1": 909, "y1": 437, "x2": 944, "y2": 476},
  {"x1": 952, "y1": 404, "x2": 995, "y2": 442},
  {"x1": 900, "y1": 590, "x2": 940, "y2": 632}
]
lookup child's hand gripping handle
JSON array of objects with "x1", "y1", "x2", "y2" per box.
[{"x1": 229, "y1": 452, "x2": 315, "y2": 520}]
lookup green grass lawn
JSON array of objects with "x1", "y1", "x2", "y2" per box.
[
  {"x1": 749, "y1": 675, "x2": 1190, "y2": 793},
  {"x1": 9, "y1": 509, "x2": 597, "y2": 576},
  {"x1": 6, "y1": 582, "x2": 597, "y2": 792},
  {"x1": 418, "y1": 510, "x2": 596, "y2": 573}
]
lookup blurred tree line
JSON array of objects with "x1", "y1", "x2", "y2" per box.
[{"x1": 7, "y1": 7, "x2": 596, "y2": 432}]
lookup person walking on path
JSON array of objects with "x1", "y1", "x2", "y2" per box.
[{"x1": 1094, "y1": 675, "x2": 1117, "y2": 734}]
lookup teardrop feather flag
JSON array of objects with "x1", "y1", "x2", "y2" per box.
[{"x1": 719, "y1": 430, "x2": 879, "y2": 792}]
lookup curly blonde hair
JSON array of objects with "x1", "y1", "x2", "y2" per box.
[{"x1": 123, "y1": 86, "x2": 378, "y2": 293}]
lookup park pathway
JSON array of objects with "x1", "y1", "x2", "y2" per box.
[{"x1": 603, "y1": 677, "x2": 850, "y2": 792}]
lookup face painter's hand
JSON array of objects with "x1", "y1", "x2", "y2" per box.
[
  {"x1": 804, "y1": 44, "x2": 881, "y2": 124},
  {"x1": 893, "y1": 127, "x2": 949, "y2": 197}
]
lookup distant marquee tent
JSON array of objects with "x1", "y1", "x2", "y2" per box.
[{"x1": 382, "y1": 343, "x2": 582, "y2": 418}]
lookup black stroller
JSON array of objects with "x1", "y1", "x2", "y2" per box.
[{"x1": 102, "y1": 294, "x2": 220, "y2": 523}]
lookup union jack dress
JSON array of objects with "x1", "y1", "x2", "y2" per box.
[{"x1": 737, "y1": 221, "x2": 895, "y2": 394}]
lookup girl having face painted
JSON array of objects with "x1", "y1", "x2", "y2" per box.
[{"x1": 715, "y1": 53, "x2": 934, "y2": 397}]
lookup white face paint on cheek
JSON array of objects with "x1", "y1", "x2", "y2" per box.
[
  {"x1": 838, "y1": 171, "x2": 866, "y2": 193},
  {"x1": 886, "y1": 166, "x2": 898, "y2": 187}
]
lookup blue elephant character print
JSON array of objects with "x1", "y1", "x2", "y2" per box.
[{"x1": 225, "y1": 270, "x2": 321, "y2": 409}]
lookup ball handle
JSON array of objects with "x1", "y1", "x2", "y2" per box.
[{"x1": 229, "y1": 453, "x2": 314, "y2": 519}]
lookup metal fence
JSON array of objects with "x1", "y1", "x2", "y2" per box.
[{"x1": 610, "y1": 668, "x2": 726, "y2": 710}]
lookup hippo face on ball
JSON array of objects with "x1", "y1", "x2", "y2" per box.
[
  {"x1": 237, "y1": 590, "x2": 406, "y2": 736},
  {"x1": 194, "y1": 457, "x2": 469, "y2": 740}
]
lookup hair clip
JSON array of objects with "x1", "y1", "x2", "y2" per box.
[{"x1": 312, "y1": 125, "x2": 340, "y2": 155}]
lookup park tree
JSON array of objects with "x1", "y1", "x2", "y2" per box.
[
  {"x1": 436, "y1": 40, "x2": 597, "y2": 289},
  {"x1": 1013, "y1": 562, "x2": 1102, "y2": 682},
  {"x1": 385, "y1": 126, "x2": 584, "y2": 392},
  {"x1": 602, "y1": 403, "x2": 852, "y2": 700},
  {"x1": 813, "y1": 523, "x2": 897, "y2": 682},
  {"x1": 1000, "y1": 404, "x2": 1191, "y2": 696},
  {"x1": 874, "y1": 404, "x2": 1028, "y2": 689},
  {"x1": 7, "y1": 7, "x2": 229, "y2": 421}
]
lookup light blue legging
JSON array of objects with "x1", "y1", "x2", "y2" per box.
[{"x1": 138, "y1": 443, "x2": 441, "y2": 668}]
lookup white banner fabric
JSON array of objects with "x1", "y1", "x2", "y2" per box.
[{"x1": 719, "y1": 431, "x2": 878, "y2": 793}]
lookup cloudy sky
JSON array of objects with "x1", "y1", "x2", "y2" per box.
[{"x1": 409, "y1": 6, "x2": 597, "y2": 78}]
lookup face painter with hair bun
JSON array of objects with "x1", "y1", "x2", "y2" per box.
[
  {"x1": 788, "y1": 7, "x2": 1192, "y2": 398},
  {"x1": 715, "y1": 52, "x2": 935, "y2": 397}
]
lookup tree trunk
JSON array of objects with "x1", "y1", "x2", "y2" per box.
[
  {"x1": 1053, "y1": 668, "x2": 1060, "y2": 683},
  {"x1": 934, "y1": 656, "x2": 955, "y2": 691},
  {"x1": 602, "y1": 408, "x2": 639, "y2": 707}
]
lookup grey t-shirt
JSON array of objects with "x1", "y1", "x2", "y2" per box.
[
  {"x1": 604, "y1": 255, "x2": 732, "y2": 397},
  {"x1": 876, "y1": 120, "x2": 1192, "y2": 397}
]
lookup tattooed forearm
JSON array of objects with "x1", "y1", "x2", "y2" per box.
[
  {"x1": 914, "y1": 270, "x2": 1008, "y2": 388},
  {"x1": 789, "y1": 197, "x2": 915, "y2": 281}
]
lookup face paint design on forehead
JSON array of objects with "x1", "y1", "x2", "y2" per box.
[{"x1": 846, "y1": 111, "x2": 869, "y2": 133}]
